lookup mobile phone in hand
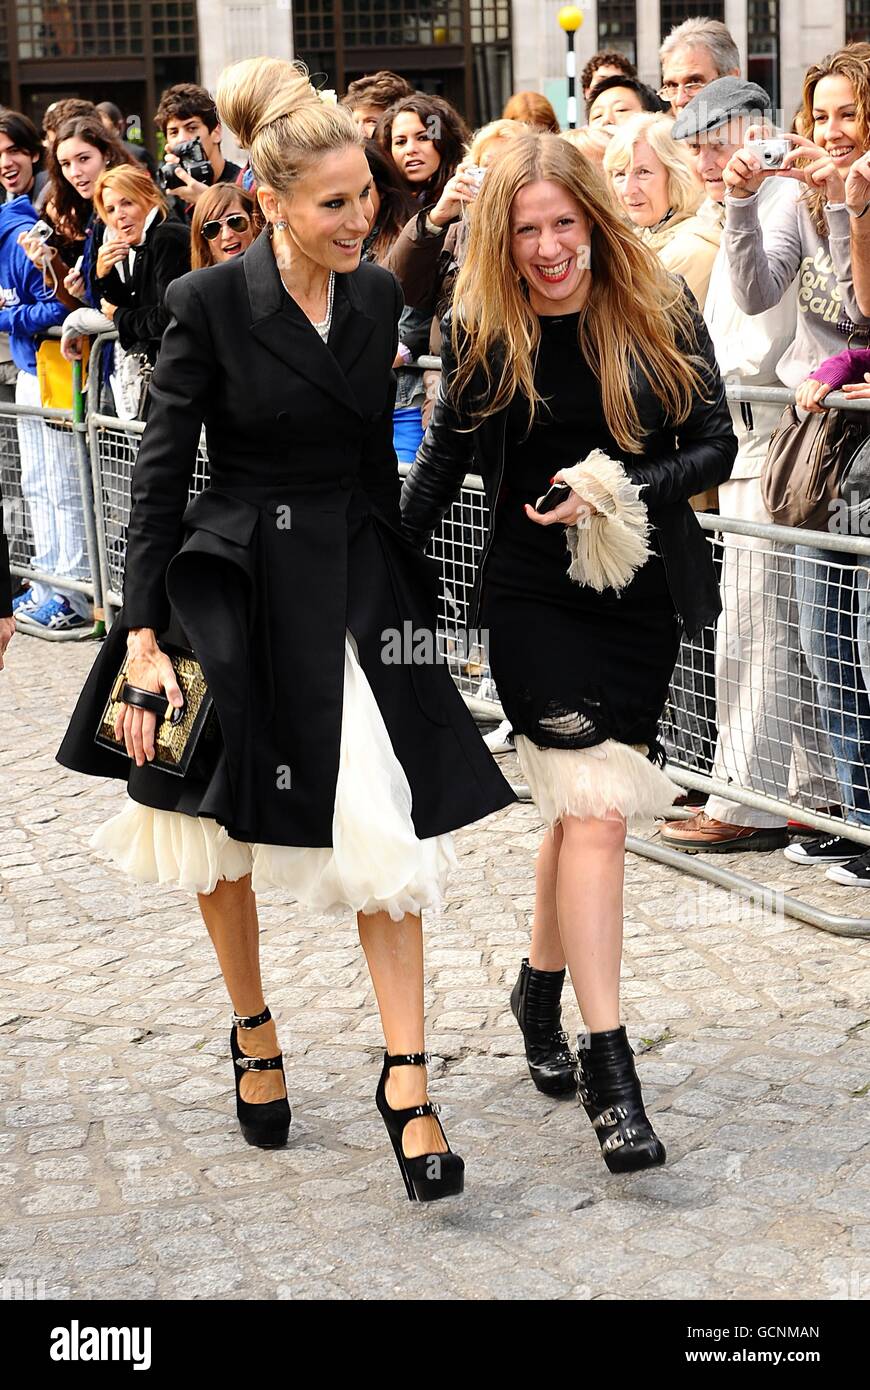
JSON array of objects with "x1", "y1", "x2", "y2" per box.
[{"x1": 535, "y1": 482, "x2": 572, "y2": 514}]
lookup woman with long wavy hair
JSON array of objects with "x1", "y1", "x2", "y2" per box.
[
  {"x1": 721, "y1": 43, "x2": 870, "y2": 882},
  {"x1": 402, "y1": 133, "x2": 736, "y2": 1172}
]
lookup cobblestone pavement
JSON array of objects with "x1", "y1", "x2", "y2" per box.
[{"x1": 1, "y1": 632, "x2": 869, "y2": 1302}]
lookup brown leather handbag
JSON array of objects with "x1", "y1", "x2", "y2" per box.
[{"x1": 761, "y1": 404, "x2": 865, "y2": 530}]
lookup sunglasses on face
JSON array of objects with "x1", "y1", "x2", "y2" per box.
[{"x1": 201, "y1": 212, "x2": 251, "y2": 240}]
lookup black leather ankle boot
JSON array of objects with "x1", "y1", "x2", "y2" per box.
[
  {"x1": 510, "y1": 957, "x2": 577, "y2": 1097},
  {"x1": 575, "y1": 1025, "x2": 666, "y2": 1173}
]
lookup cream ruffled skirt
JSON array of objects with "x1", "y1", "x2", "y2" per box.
[
  {"x1": 91, "y1": 631, "x2": 458, "y2": 920},
  {"x1": 514, "y1": 735, "x2": 680, "y2": 830}
]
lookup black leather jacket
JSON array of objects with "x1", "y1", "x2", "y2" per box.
[{"x1": 400, "y1": 294, "x2": 737, "y2": 639}]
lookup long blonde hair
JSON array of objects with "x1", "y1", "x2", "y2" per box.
[
  {"x1": 216, "y1": 57, "x2": 361, "y2": 193},
  {"x1": 451, "y1": 132, "x2": 705, "y2": 453}
]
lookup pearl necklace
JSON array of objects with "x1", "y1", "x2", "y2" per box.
[{"x1": 282, "y1": 270, "x2": 335, "y2": 342}]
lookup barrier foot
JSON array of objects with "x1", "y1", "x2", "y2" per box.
[{"x1": 626, "y1": 832, "x2": 870, "y2": 940}]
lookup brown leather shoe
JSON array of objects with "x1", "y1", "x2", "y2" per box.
[{"x1": 660, "y1": 811, "x2": 788, "y2": 853}]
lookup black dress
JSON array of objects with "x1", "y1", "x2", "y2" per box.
[{"x1": 479, "y1": 313, "x2": 683, "y2": 825}]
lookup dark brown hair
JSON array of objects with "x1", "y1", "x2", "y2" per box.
[
  {"x1": 155, "y1": 82, "x2": 219, "y2": 136},
  {"x1": 580, "y1": 49, "x2": 637, "y2": 96},
  {"x1": 342, "y1": 70, "x2": 414, "y2": 113},
  {"x1": 48, "y1": 115, "x2": 134, "y2": 241},
  {"x1": 376, "y1": 93, "x2": 469, "y2": 205}
]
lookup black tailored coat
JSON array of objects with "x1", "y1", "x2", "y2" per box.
[
  {"x1": 401, "y1": 289, "x2": 738, "y2": 640},
  {"x1": 57, "y1": 229, "x2": 516, "y2": 845}
]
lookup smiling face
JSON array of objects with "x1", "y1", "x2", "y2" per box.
[
  {"x1": 390, "y1": 111, "x2": 441, "y2": 185},
  {"x1": 812, "y1": 74, "x2": 863, "y2": 171},
  {"x1": 510, "y1": 179, "x2": 592, "y2": 315},
  {"x1": 56, "y1": 136, "x2": 109, "y2": 200},
  {"x1": 265, "y1": 145, "x2": 373, "y2": 273},
  {"x1": 101, "y1": 189, "x2": 149, "y2": 244},
  {"x1": 589, "y1": 86, "x2": 645, "y2": 129},
  {"x1": 610, "y1": 139, "x2": 671, "y2": 227},
  {"x1": 0, "y1": 130, "x2": 38, "y2": 198}
]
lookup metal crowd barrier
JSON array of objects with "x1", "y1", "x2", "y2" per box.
[
  {"x1": 0, "y1": 341, "x2": 103, "y2": 640},
  {"x1": 8, "y1": 333, "x2": 870, "y2": 935}
]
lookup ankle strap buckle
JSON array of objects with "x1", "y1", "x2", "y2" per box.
[
  {"x1": 592, "y1": 1105, "x2": 628, "y2": 1131},
  {"x1": 385, "y1": 1050, "x2": 430, "y2": 1067},
  {"x1": 233, "y1": 1006, "x2": 272, "y2": 1030}
]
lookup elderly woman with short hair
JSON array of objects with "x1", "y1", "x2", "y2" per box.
[{"x1": 604, "y1": 112, "x2": 721, "y2": 309}]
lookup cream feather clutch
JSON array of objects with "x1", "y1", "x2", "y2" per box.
[{"x1": 549, "y1": 449, "x2": 652, "y2": 593}]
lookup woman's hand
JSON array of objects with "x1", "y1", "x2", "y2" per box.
[
  {"x1": 846, "y1": 152, "x2": 870, "y2": 216},
  {"x1": 100, "y1": 299, "x2": 117, "y2": 320},
  {"x1": 96, "y1": 239, "x2": 130, "y2": 278},
  {"x1": 722, "y1": 143, "x2": 773, "y2": 199},
  {"x1": 114, "y1": 628, "x2": 184, "y2": 767},
  {"x1": 61, "y1": 333, "x2": 84, "y2": 362},
  {"x1": 795, "y1": 377, "x2": 833, "y2": 413},
  {"x1": 524, "y1": 473, "x2": 600, "y2": 528},
  {"x1": 841, "y1": 371, "x2": 870, "y2": 399},
  {"x1": 778, "y1": 131, "x2": 847, "y2": 204},
  {"x1": 426, "y1": 161, "x2": 484, "y2": 229},
  {"x1": 64, "y1": 265, "x2": 86, "y2": 299}
]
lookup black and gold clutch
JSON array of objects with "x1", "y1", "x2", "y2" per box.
[{"x1": 95, "y1": 644, "x2": 217, "y2": 777}]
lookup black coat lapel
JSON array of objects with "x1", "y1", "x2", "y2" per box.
[{"x1": 244, "y1": 229, "x2": 376, "y2": 417}]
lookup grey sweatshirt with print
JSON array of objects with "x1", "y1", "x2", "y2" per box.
[{"x1": 723, "y1": 189, "x2": 870, "y2": 387}]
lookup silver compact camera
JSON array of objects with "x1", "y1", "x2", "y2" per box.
[
  {"x1": 753, "y1": 137, "x2": 792, "y2": 170},
  {"x1": 464, "y1": 163, "x2": 487, "y2": 190}
]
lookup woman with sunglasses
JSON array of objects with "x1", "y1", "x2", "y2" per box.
[{"x1": 191, "y1": 183, "x2": 263, "y2": 267}]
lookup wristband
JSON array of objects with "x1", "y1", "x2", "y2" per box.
[{"x1": 847, "y1": 201, "x2": 870, "y2": 219}]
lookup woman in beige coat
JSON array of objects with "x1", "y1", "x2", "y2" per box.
[{"x1": 604, "y1": 112, "x2": 721, "y2": 310}]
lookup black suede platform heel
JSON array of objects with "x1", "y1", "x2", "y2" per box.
[
  {"x1": 230, "y1": 1006, "x2": 291, "y2": 1149},
  {"x1": 375, "y1": 1051, "x2": 465, "y2": 1202}
]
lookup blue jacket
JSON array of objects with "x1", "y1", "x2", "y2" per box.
[{"x1": 0, "y1": 196, "x2": 67, "y2": 374}]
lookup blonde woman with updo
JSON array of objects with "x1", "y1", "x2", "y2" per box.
[
  {"x1": 58, "y1": 58, "x2": 515, "y2": 1201},
  {"x1": 402, "y1": 133, "x2": 736, "y2": 1172}
]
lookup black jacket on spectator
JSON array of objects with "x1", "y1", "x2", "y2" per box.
[
  {"x1": 93, "y1": 215, "x2": 190, "y2": 363},
  {"x1": 401, "y1": 289, "x2": 737, "y2": 639}
]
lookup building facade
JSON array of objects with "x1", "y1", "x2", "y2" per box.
[
  {"x1": 0, "y1": 1, "x2": 868, "y2": 144},
  {"x1": 513, "y1": 2, "x2": 868, "y2": 127}
]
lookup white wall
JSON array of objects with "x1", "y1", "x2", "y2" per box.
[{"x1": 196, "y1": 0, "x2": 295, "y2": 160}]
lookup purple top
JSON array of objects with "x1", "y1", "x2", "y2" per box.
[{"x1": 810, "y1": 347, "x2": 870, "y2": 389}]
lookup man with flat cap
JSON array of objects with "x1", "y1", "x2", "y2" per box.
[{"x1": 660, "y1": 77, "x2": 839, "y2": 855}]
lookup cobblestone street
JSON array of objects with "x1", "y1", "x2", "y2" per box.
[{"x1": 1, "y1": 632, "x2": 869, "y2": 1301}]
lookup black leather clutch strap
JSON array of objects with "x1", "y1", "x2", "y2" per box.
[{"x1": 120, "y1": 682, "x2": 185, "y2": 725}]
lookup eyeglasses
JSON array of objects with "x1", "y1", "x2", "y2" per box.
[
  {"x1": 658, "y1": 80, "x2": 708, "y2": 101},
  {"x1": 201, "y1": 212, "x2": 251, "y2": 240}
]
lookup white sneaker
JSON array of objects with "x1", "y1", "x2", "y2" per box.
[{"x1": 483, "y1": 719, "x2": 514, "y2": 752}]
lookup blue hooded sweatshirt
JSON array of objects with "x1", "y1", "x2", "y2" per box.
[{"x1": 0, "y1": 196, "x2": 67, "y2": 374}]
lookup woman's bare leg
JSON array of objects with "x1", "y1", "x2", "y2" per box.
[
  {"x1": 197, "y1": 875, "x2": 286, "y2": 1104},
  {"x1": 554, "y1": 813, "x2": 626, "y2": 1033},
  {"x1": 530, "y1": 821, "x2": 567, "y2": 970},
  {"x1": 357, "y1": 909, "x2": 447, "y2": 1160}
]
